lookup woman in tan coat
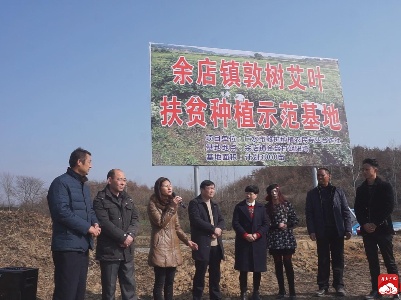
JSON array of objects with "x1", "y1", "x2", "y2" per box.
[{"x1": 148, "y1": 177, "x2": 198, "y2": 300}]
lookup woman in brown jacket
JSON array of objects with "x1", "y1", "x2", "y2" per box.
[{"x1": 148, "y1": 177, "x2": 198, "y2": 300}]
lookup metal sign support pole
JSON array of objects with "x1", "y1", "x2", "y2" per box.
[
  {"x1": 194, "y1": 166, "x2": 200, "y2": 197},
  {"x1": 312, "y1": 167, "x2": 318, "y2": 187}
]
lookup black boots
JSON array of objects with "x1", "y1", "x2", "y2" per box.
[{"x1": 251, "y1": 290, "x2": 261, "y2": 300}]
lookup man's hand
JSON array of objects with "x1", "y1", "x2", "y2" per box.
[
  {"x1": 363, "y1": 223, "x2": 376, "y2": 233},
  {"x1": 88, "y1": 224, "x2": 101, "y2": 237},
  {"x1": 214, "y1": 227, "x2": 222, "y2": 237},
  {"x1": 345, "y1": 231, "x2": 352, "y2": 240},
  {"x1": 121, "y1": 235, "x2": 134, "y2": 248},
  {"x1": 245, "y1": 234, "x2": 255, "y2": 242},
  {"x1": 309, "y1": 233, "x2": 316, "y2": 241}
]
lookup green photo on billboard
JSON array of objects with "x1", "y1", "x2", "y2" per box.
[{"x1": 150, "y1": 43, "x2": 352, "y2": 167}]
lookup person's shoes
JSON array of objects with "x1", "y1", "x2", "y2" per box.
[
  {"x1": 336, "y1": 286, "x2": 346, "y2": 297},
  {"x1": 240, "y1": 290, "x2": 248, "y2": 300},
  {"x1": 251, "y1": 290, "x2": 261, "y2": 300},
  {"x1": 276, "y1": 292, "x2": 285, "y2": 299},
  {"x1": 315, "y1": 288, "x2": 328, "y2": 297},
  {"x1": 364, "y1": 290, "x2": 382, "y2": 299},
  {"x1": 288, "y1": 293, "x2": 297, "y2": 300}
]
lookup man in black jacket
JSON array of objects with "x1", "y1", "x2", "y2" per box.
[
  {"x1": 305, "y1": 167, "x2": 352, "y2": 297},
  {"x1": 354, "y1": 158, "x2": 400, "y2": 300},
  {"x1": 189, "y1": 180, "x2": 225, "y2": 300},
  {"x1": 93, "y1": 169, "x2": 140, "y2": 300}
]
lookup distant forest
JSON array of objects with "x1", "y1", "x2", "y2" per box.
[{"x1": 1, "y1": 146, "x2": 401, "y2": 235}]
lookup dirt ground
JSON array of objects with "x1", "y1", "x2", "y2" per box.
[{"x1": 0, "y1": 211, "x2": 400, "y2": 299}]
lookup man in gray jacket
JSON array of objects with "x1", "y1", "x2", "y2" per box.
[
  {"x1": 305, "y1": 167, "x2": 352, "y2": 297},
  {"x1": 93, "y1": 169, "x2": 140, "y2": 300}
]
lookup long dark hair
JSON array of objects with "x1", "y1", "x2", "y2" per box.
[
  {"x1": 153, "y1": 177, "x2": 171, "y2": 202},
  {"x1": 265, "y1": 184, "x2": 286, "y2": 217}
]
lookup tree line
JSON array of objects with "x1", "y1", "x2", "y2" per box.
[{"x1": 1, "y1": 145, "x2": 400, "y2": 235}]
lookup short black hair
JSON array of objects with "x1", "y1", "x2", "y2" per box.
[
  {"x1": 362, "y1": 158, "x2": 379, "y2": 168},
  {"x1": 200, "y1": 180, "x2": 215, "y2": 189},
  {"x1": 245, "y1": 185, "x2": 259, "y2": 194},
  {"x1": 317, "y1": 167, "x2": 331, "y2": 175},
  {"x1": 69, "y1": 147, "x2": 91, "y2": 168},
  {"x1": 107, "y1": 169, "x2": 116, "y2": 179}
]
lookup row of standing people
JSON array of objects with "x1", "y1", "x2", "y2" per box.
[{"x1": 47, "y1": 148, "x2": 399, "y2": 300}]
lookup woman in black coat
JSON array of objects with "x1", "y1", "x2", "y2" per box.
[{"x1": 232, "y1": 185, "x2": 269, "y2": 300}]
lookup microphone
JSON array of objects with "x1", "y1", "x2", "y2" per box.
[{"x1": 172, "y1": 192, "x2": 186, "y2": 209}]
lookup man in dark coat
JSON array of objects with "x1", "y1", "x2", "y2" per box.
[
  {"x1": 93, "y1": 169, "x2": 140, "y2": 300},
  {"x1": 305, "y1": 167, "x2": 352, "y2": 297},
  {"x1": 188, "y1": 180, "x2": 225, "y2": 300},
  {"x1": 354, "y1": 158, "x2": 400, "y2": 300},
  {"x1": 47, "y1": 147, "x2": 101, "y2": 300},
  {"x1": 232, "y1": 185, "x2": 269, "y2": 300}
]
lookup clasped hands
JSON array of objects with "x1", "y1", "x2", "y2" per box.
[
  {"x1": 120, "y1": 235, "x2": 134, "y2": 248},
  {"x1": 211, "y1": 227, "x2": 222, "y2": 239},
  {"x1": 278, "y1": 222, "x2": 287, "y2": 230},
  {"x1": 245, "y1": 233, "x2": 259, "y2": 242},
  {"x1": 363, "y1": 222, "x2": 377, "y2": 233},
  {"x1": 88, "y1": 223, "x2": 101, "y2": 237}
]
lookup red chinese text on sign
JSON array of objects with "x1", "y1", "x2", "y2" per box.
[
  {"x1": 160, "y1": 96, "x2": 184, "y2": 127},
  {"x1": 257, "y1": 101, "x2": 278, "y2": 129},
  {"x1": 307, "y1": 66, "x2": 325, "y2": 92},
  {"x1": 185, "y1": 96, "x2": 208, "y2": 128},
  {"x1": 209, "y1": 97, "x2": 232, "y2": 128},
  {"x1": 172, "y1": 56, "x2": 194, "y2": 85},
  {"x1": 280, "y1": 101, "x2": 300, "y2": 129},
  {"x1": 233, "y1": 99, "x2": 256, "y2": 128},
  {"x1": 322, "y1": 103, "x2": 342, "y2": 131},
  {"x1": 287, "y1": 64, "x2": 307, "y2": 91},
  {"x1": 196, "y1": 57, "x2": 217, "y2": 86},
  {"x1": 242, "y1": 61, "x2": 264, "y2": 88},
  {"x1": 301, "y1": 101, "x2": 320, "y2": 130},
  {"x1": 265, "y1": 63, "x2": 285, "y2": 90},
  {"x1": 220, "y1": 59, "x2": 241, "y2": 88}
]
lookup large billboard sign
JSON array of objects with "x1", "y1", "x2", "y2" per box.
[{"x1": 150, "y1": 43, "x2": 353, "y2": 167}]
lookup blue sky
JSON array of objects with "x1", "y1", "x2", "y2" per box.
[{"x1": 1, "y1": 1, "x2": 401, "y2": 189}]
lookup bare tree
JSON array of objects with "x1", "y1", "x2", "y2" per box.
[
  {"x1": 15, "y1": 175, "x2": 46, "y2": 209},
  {"x1": 386, "y1": 142, "x2": 401, "y2": 205},
  {"x1": 0, "y1": 172, "x2": 16, "y2": 210}
]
